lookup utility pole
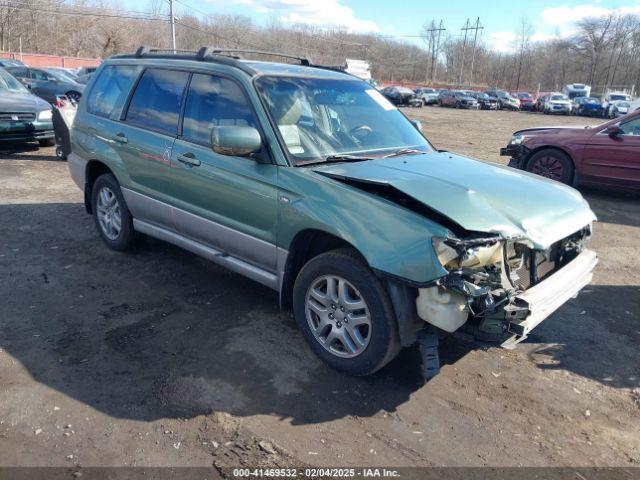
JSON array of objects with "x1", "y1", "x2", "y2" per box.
[
  {"x1": 168, "y1": 0, "x2": 177, "y2": 52},
  {"x1": 425, "y1": 20, "x2": 445, "y2": 83},
  {"x1": 458, "y1": 18, "x2": 470, "y2": 85},
  {"x1": 468, "y1": 17, "x2": 483, "y2": 87}
]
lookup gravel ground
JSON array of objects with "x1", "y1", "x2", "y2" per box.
[{"x1": 0, "y1": 108, "x2": 639, "y2": 471}]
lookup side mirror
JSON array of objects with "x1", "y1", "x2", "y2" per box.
[
  {"x1": 607, "y1": 124, "x2": 621, "y2": 137},
  {"x1": 411, "y1": 119, "x2": 422, "y2": 132},
  {"x1": 211, "y1": 126, "x2": 262, "y2": 158}
]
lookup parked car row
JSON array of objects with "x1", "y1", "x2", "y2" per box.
[{"x1": 381, "y1": 84, "x2": 638, "y2": 118}]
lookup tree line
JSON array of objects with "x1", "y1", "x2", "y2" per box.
[{"x1": 0, "y1": 0, "x2": 638, "y2": 95}]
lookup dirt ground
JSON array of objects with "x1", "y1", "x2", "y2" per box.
[{"x1": 1, "y1": 107, "x2": 639, "y2": 472}]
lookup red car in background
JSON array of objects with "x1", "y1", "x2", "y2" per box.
[
  {"x1": 514, "y1": 92, "x2": 535, "y2": 111},
  {"x1": 501, "y1": 109, "x2": 640, "y2": 190}
]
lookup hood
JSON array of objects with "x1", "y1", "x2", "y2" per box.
[
  {"x1": 0, "y1": 91, "x2": 50, "y2": 112},
  {"x1": 513, "y1": 125, "x2": 592, "y2": 136},
  {"x1": 313, "y1": 152, "x2": 595, "y2": 249}
]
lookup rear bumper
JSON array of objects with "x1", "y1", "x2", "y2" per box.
[
  {"x1": 502, "y1": 249, "x2": 598, "y2": 349},
  {"x1": 67, "y1": 152, "x2": 88, "y2": 190}
]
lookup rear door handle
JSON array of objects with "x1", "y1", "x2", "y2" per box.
[
  {"x1": 177, "y1": 152, "x2": 201, "y2": 167},
  {"x1": 113, "y1": 133, "x2": 128, "y2": 144}
]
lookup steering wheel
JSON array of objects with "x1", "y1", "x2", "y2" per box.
[{"x1": 347, "y1": 125, "x2": 373, "y2": 145}]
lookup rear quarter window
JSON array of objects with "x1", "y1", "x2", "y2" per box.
[{"x1": 87, "y1": 65, "x2": 137, "y2": 118}]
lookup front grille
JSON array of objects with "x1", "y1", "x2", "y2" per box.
[
  {"x1": 511, "y1": 242, "x2": 561, "y2": 291},
  {"x1": 0, "y1": 112, "x2": 36, "y2": 122}
]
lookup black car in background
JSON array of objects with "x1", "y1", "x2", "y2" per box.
[
  {"x1": 380, "y1": 86, "x2": 422, "y2": 107},
  {"x1": 466, "y1": 91, "x2": 498, "y2": 110},
  {"x1": 0, "y1": 67, "x2": 54, "y2": 146},
  {"x1": 5, "y1": 66, "x2": 85, "y2": 103}
]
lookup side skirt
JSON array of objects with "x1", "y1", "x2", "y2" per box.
[{"x1": 133, "y1": 219, "x2": 280, "y2": 291}]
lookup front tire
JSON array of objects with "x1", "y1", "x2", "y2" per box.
[
  {"x1": 91, "y1": 173, "x2": 136, "y2": 251},
  {"x1": 38, "y1": 138, "x2": 55, "y2": 147},
  {"x1": 293, "y1": 249, "x2": 400, "y2": 376},
  {"x1": 526, "y1": 148, "x2": 574, "y2": 185}
]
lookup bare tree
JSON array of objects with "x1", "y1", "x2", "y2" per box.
[{"x1": 513, "y1": 16, "x2": 533, "y2": 91}]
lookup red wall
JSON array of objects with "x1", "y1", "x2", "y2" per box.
[{"x1": 0, "y1": 52, "x2": 100, "y2": 68}]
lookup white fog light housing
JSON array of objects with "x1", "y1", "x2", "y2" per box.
[
  {"x1": 38, "y1": 110, "x2": 53, "y2": 121},
  {"x1": 432, "y1": 237, "x2": 459, "y2": 270}
]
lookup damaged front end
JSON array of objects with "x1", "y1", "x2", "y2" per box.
[{"x1": 418, "y1": 226, "x2": 597, "y2": 347}]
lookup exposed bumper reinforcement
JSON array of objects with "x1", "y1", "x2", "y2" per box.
[{"x1": 502, "y1": 248, "x2": 598, "y2": 349}]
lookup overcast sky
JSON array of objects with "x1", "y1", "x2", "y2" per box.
[{"x1": 123, "y1": 0, "x2": 640, "y2": 52}]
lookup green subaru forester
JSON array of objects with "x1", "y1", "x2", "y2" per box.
[{"x1": 69, "y1": 47, "x2": 597, "y2": 378}]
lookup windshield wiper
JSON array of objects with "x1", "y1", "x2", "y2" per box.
[{"x1": 383, "y1": 148, "x2": 427, "y2": 158}]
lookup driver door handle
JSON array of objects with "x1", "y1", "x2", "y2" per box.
[
  {"x1": 113, "y1": 132, "x2": 128, "y2": 144},
  {"x1": 177, "y1": 152, "x2": 201, "y2": 167}
]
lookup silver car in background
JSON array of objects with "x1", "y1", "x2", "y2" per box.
[
  {"x1": 414, "y1": 87, "x2": 439, "y2": 105},
  {"x1": 543, "y1": 93, "x2": 572, "y2": 115}
]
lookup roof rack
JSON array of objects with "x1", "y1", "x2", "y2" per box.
[
  {"x1": 198, "y1": 48, "x2": 312, "y2": 66},
  {"x1": 118, "y1": 46, "x2": 350, "y2": 78},
  {"x1": 115, "y1": 46, "x2": 256, "y2": 76}
]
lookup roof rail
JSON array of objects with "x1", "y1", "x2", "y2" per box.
[
  {"x1": 200, "y1": 48, "x2": 312, "y2": 66},
  {"x1": 116, "y1": 46, "x2": 256, "y2": 76},
  {"x1": 120, "y1": 46, "x2": 355, "y2": 78}
]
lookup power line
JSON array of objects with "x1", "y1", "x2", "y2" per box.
[{"x1": 0, "y1": 2, "x2": 168, "y2": 21}]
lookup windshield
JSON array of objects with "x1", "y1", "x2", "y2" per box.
[
  {"x1": 517, "y1": 93, "x2": 532, "y2": 98},
  {"x1": 610, "y1": 94, "x2": 628, "y2": 101},
  {"x1": 255, "y1": 76, "x2": 432, "y2": 164},
  {"x1": 0, "y1": 68, "x2": 27, "y2": 92},
  {"x1": 551, "y1": 95, "x2": 568, "y2": 101}
]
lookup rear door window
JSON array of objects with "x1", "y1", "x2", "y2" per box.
[
  {"x1": 181, "y1": 74, "x2": 257, "y2": 146},
  {"x1": 30, "y1": 69, "x2": 51, "y2": 81},
  {"x1": 125, "y1": 68, "x2": 190, "y2": 136}
]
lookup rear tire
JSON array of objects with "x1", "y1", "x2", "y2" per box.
[
  {"x1": 55, "y1": 146, "x2": 66, "y2": 160},
  {"x1": 293, "y1": 248, "x2": 401, "y2": 376},
  {"x1": 91, "y1": 173, "x2": 136, "y2": 251},
  {"x1": 526, "y1": 148, "x2": 574, "y2": 185},
  {"x1": 66, "y1": 90, "x2": 82, "y2": 102}
]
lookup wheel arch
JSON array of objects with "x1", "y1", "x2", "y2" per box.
[
  {"x1": 279, "y1": 228, "x2": 424, "y2": 348},
  {"x1": 84, "y1": 160, "x2": 116, "y2": 214},
  {"x1": 280, "y1": 229, "x2": 359, "y2": 311}
]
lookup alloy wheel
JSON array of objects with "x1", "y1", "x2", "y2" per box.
[
  {"x1": 305, "y1": 275, "x2": 372, "y2": 358},
  {"x1": 530, "y1": 155, "x2": 564, "y2": 181},
  {"x1": 96, "y1": 186, "x2": 122, "y2": 240}
]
